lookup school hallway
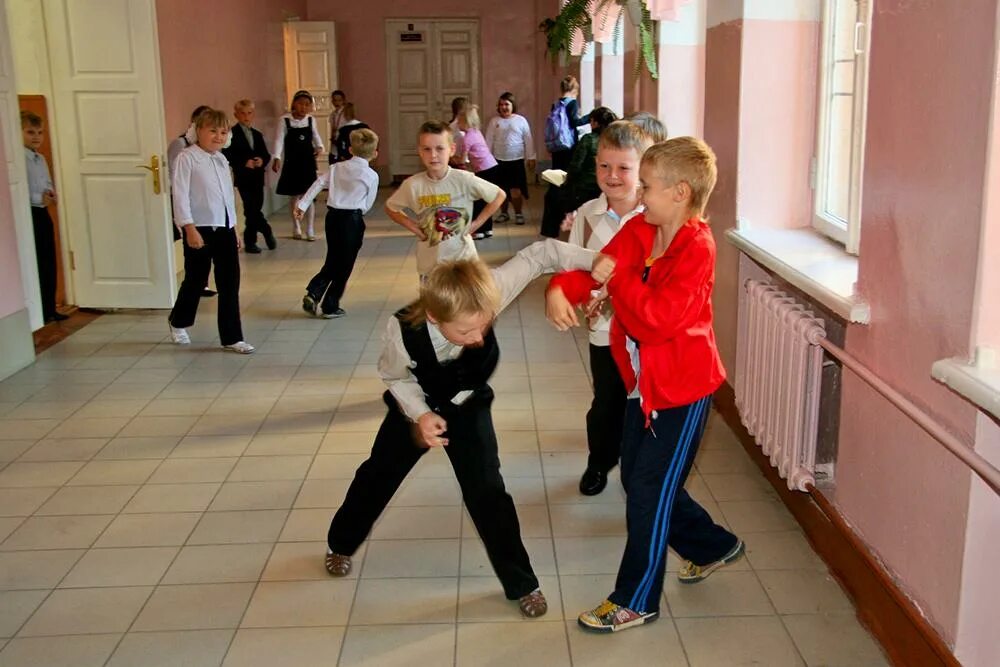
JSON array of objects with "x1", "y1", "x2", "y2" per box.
[{"x1": 0, "y1": 190, "x2": 887, "y2": 666}]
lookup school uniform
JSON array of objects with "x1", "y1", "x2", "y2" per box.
[
  {"x1": 298, "y1": 156, "x2": 379, "y2": 314},
  {"x1": 328, "y1": 107, "x2": 346, "y2": 163},
  {"x1": 24, "y1": 147, "x2": 59, "y2": 321},
  {"x1": 327, "y1": 239, "x2": 596, "y2": 600},
  {"x1": 333, "y1": 120, "x2": 369, "y2": 163},
  {"x1": 274, "y1": 114, "x2": 323, "y2": 196},
  {"x1": 223, "y1": 123, "x2": 274, "y2": 249},
  {"x1": 484, "y1": 114, "x2": 535, "y2": 200},
  {"x1": 168, "y1": 144, "x2": 244, "y2": 345}
]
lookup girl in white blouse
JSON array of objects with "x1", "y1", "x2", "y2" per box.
[{"x1": 485, "y1": 92, "x2": 536, "y2": 225}]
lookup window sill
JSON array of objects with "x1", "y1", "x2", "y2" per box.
[
  {"x1": 931, "y1": 349, "x2": 1000, "y2": 421},
  {"x1": 725, "y1": 227, "x2": 870, "y2": 324}
]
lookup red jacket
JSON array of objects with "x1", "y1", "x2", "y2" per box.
[{"x1": 548, "y1": 214, "x2": 726, "y2": 418}]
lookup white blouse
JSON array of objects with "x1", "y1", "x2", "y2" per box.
[{"x1": 484, "y1": 113, "x2": 536, "y2": 162}]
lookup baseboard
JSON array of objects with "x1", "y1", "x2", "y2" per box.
[
  {"x1": 713, "y1": 382, "x2": 959, "y2": 667},
  {"x1": 0, "y1": 308, "x2": 35, "y2": 381}
]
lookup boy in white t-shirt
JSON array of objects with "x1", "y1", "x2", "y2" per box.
[{"x1": 385, "y1": 120, "x2": 505, "y2": 278}]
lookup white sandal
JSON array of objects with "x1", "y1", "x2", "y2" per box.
[{"x1": 223, "y1": 341, "x2": 255, "y2": 354}]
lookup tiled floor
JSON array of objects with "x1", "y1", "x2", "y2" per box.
[{"x1": 0, "y1": 192, "x2": 889, "y2": 666}]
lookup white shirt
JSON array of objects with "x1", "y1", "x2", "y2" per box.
[
  {"x1": 567, "y1": 194, "x2": 643, "y2": 346},
  {"x1": 24, "y1": 148, "x2": 53, "y2": 208},
  {"x1": 298, "y1": 156, "x2": 379, "y2": 213},
  {"x1": 485, "y1": 114, "x2": 536, "y2": 161},
  {"x1": 378, "y1": 238, "x2": 597, "y2": 421},
  {"x1": 171, "y1": 144, "x2": 237, "y2": 229},
  {"x1": 273, "y1": 113, "x2": 325, "y2": 158}
]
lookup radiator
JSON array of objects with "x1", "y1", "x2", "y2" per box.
[{"x1": 735, "y1": 280, "x2": 827, "y2": 491}]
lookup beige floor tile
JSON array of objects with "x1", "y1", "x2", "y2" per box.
[
  {"x1": 270, "y1": 394, "x2": 341, "y2": 414},
  {"x1": 47, "y1": 416, "x2": 130, "y2": 439},
  {"x1": 293, "y1": 478, "x2": 351, "y2": 508},
  {"x1": 553, "y1": 536, "x2": 629, "y2": 575},
  {"x1": 277, "y1": 508, "x2": 334, "y2": 542},
  {"x1": 783, "y1": 612, "x2": 890, "y2": 667},
  {"x1": 458, "y1": 574, "x2": 561, "y2": 622},
  {"x1": 392, "y1": 477, "x2": 462, "y2": 506},
  {"x1": 745, "y1": 531, "x2": 827, "y2": 571},
  {"x1": 757, "y1": 569, "x2": 853, "y2": 614},
  {"x1": 0, "y1": 461, "x2": 85, "y2": 488},
  {"x1": 161, "y1": 543, "x2": 272, "y2": 584},
  {"x1": 5, "y1": 401, "x2": 82, "y2": 421},
  {"x1": 0, "y1": 634, "x2": 122, "y2": 667},
  {"x1": 318, "y1": 432, "x2": 376, "y2": 454},
  {"x1": 337, "y1": 623, "x2": 454, "y2": 667},
  {"x1": 138, "y1": 398, "x2": 210, "y2": 417},
  {"x1": 0, "y1": 419, "x2": 60, "y2": 440},
  {"x1": 261, "y1": 541, "x2": 365, "y2": 582},
  {"x1": 371, "y1": 505, "x2": 463, "y2": 540},
  {"x1": 188, "y1": 509, "x2": 289, "y2": 545},
  {"x1": 491, "y1": 409, "x2": 537, "y2": 431},
  {"x1": 19, "y1": 586, "x2": 152, "y2": 636},
  {"x1": 227, "y1": 455, "x2": 313, "y2": 482},
  {"x1": 351, "y1": 577, "x2": 457, "y2": 624},
  {"x1": 675, "y1": 616, "x2": 805, "y2": 666},
  {"x1": 0, "y1": 487, "x2": 56, "y2": 516},
  {"x1": 18, "y1": 438, "x2": 108, "y2": 462},
  {"x1": 75, "y1": 399, "x2": 151, "y2": 419},
  {"x1": 501, "y1": 475, "x2": 549, "y2": 505},
  {"x1": 241, "y1": 579, "x2": 355, "y2": 628},
  {"x1": 0, "y1": 550, "x2": 84, "y2": 589},
  {"x1": 694, "y1": 447, "x2": 762, "y2": 475},
  {"x1": 205, "y1": 397, "x2": 278, "y2": 416},
  {"x1": 362, "y1": 539, "x2": 460, "y2": 578},
  {"x1": 566, "y1": 617, "x2": 689, "y2": 665},
  {"x1": 455, "y1": 620, "x2": 570, "y2": 667},
  {"x1": 68, "y1": 459, "x2": 159, "y2": 486},
  {"x1": 548, "y1": 502, "x2": 626, "y2": 537},
  {"x1": 107, "y1": 629, "x2": 234, "y2": 667},
  {"x1": 460, "y1": 537, "x2": 556, "y2": 577},
  {"x1": 702, "y1": 472, "x2": 780, "y2": 502},
  {"x1": 60, "y1": 546, "x2": 178, "y2": 587},
  {"x1": 0, "y1": 590, "x2": 48, "y2": 637},
  {"x1": 208, "y1": 480, "x2": 301, "y2": 511},
  {"x1": 541, "y1": 451, "x2": 590, "y2": 477},
  {"x1": 147, "y1": 457, "x2": 237, "y2": 484},
  {"x1": 132, "y1": 582, "x2": 255, "y2": 631},
  {"x1": 95, "y1": 436, "x2": 180, "y2": 460},
  {"x1": 327, "y1": 411, "x2": 386, "y2": 433},
  {"x1": 95, "y1": 513, "x2": 200, "y2": 548},
  {"x1": 0, "y1": 440, "x2": 36, "y2": 463},
  {"x1": 244, "y1": 432, "x2": 322, "y2": 456},
  {"x1": 0, "y1": 518, "x2": 22, "y2": 543},
  {"x1": 223, "y1": 627, "x2": 347, "y2": 667},
  {"x1": 169, "y1": 434, "x2": 251, "y2": 458},
  {"x1": 665, "y1": 570, "x2": 775, "y2": 617},
  {"x1": 494, "y1": 452, "x2": 544, "y2": 477},
  {"x1": 159, "y1": 382, "x2": 227, "y2": 399},
  {"x1": 186, "y1": 414, "x2": 263, "y2": 437},
  {"x1": 257, "y1": 412, "x2": 332, "y2": 434},
  {"x1": 123, "y1": 483, "x2": 221, "y2": 513},
  {"x1": 719, "y1": 499, "x2": 800, "y2": 533},
  {"x1": 495, "y1": 430, "x2": 539, "y2": 453},
  {"x1": 36, "y1": 485, "x2": 138, "y2": 515},
  {"x1": 544, "y1": 474, "x2": 627, "y2": 505},
  {"x1": 2, "y1": 514, "x2": 113, "y2": 551}
]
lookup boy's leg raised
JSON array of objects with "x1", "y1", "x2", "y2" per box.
[{"x1": 320, "y1": 211, "x2": 365, "y2": 314}]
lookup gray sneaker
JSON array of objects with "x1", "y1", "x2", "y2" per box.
[
  {"x1": 320, "y1": 308, "x2": 346, "y2": 319},
  {"x1": 302, "y1": 295, "x2": 317, "y2": 316}
]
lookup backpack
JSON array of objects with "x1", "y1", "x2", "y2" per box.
[{"x1": 544, "y1": 99, "x2": 575, "y2": 153}]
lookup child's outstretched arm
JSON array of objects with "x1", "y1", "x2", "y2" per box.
[
  {"x1": 491, "y1": 238, "x2": 596, "y2": 314},
  {"x1": 295, "y1": 167, "x2": 332, "y2": 220}
]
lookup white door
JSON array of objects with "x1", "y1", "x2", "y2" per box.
[
  {"x1": 0, "y1": 0, "x2": 42, "y2": 329},
  {"x1": 385, "y1": 20, "x2": 480, "y2": 177},
  {"x1": 43, "y1": 0, "x2": 174, "y2": 309},
  {"x1": 283, "y1": 22, "x2": 338, "y2": 145}
]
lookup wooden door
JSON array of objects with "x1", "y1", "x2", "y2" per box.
[{"x1": 283, "y1": 21, "x2": 338, "y2": 144}]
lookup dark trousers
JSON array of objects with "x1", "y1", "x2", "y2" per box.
[
  {"x1": 236, "y1": 179, "x2": 272, "y2": 247},
  {"x1": 586, "y1": 344, "x2": 627, "y2": 472},
  {"x1": 610, "y1": 397, "x2": 739, "y2": 614},
  {"x1": 551, "y1": 148, "x2": 573, "y2": 171},
  {"x1": 328, "y1": 390, "x2": 540, "y2": 600},
  {"x1": 306, "y1": 208, "x2": 365, "y2": 314},
  {"x1": 31, "y1": 207, "x2": 58, "y2": 320},
  {"x1": 473, "y1": 165, "x2": 500, "y2": 236},
  {"x1": 168, "y1": 226, "x2": 244, "y2": 345}
]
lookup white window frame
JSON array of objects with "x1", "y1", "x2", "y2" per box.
[{"x1": 812, "y1": 0, "x2": 872, "y2": 255}]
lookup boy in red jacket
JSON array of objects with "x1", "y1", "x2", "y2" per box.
[{"x1": 546, "y1": 137, "x2": 744, "y2": 633}]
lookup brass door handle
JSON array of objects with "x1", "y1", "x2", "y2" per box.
[{"x1": 135, "y1": 155, "x2": 162, "y2": 195}]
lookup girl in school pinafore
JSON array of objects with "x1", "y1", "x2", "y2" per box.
[{"x1": 276, "y1": 117, "x2": 319, "y2": 238}]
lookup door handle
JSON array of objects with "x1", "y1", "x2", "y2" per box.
[{"x1": 135, "y1": 155, "x2": 162, "y2": 195}]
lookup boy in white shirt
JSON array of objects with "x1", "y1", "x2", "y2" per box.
[
  {"x1": 294, "y1": 128, "x2": 380, "y2": 318},
  {"x1": 385, "y1": 120, "x2": 505, "y2": 278}
]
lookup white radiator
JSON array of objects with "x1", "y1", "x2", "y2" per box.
[{"x1": 735, "y1": 280, "x2": 827, "y2": 491}]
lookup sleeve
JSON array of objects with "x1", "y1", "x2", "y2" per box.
[
  {"x1": 273, "y1": 120, "x2": 286, "y2": 159},
  {"x1": 521, "y1": 117, "x2": 536, "y2": 161},
  {"x1": 297, "y1": 165, "x2": 332, "y2": 211},
  {"x1": 257, "y1": 129, "x2": 271, "y2": 166},
  {"x1": 484, "y1": 118, "x2": 497, "y2": 154},
  {"x1": 492, "y1": 238, "x2": 596, "y2": 313},
  {"x1": 378, "y1": 317, "x2": 432, "y2": 421},
  {"x1": 548, "y1": 270, "x2": 598, "y2": 305},
  {"x1": 608, "y1": 236, "x2": 716, "y2": 345},
  {"x1": 385, "y1": 177, "x2": 414, "y2": 213},
  {"x1": 42, "y1": 158, "x2": 53, "y2": 192},
  {"x1": 171, "y1": 152, "x2": 194, "y2": 227},
  {"x1": 362, "y1": 171, "x2": 380, "y2": 213},
  {"x1": 311, "y1": 117, "x2": 325, "y2": 152},
  {"x1": 567, "y1": 207, "x2": 586, "y2": 247},
  {"x1": 467, "y1": 172, "x2": 502, "y2": 202}
]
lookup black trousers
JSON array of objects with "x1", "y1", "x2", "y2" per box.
[
  {"x1": 328, "y1": 390, "x2": 540, "y2": 600},
  {"x1": 610, "y1": 397, "x2": 739, "y2": 614},
  {"x1": 168, "y1": 226, "x2": 244, "y2": 345},
  {"x1": 586, "y1": 344, "x2": 627, "y2": 472},
  {"x1": 305, "y1": 208, "x2": 365, "y2": 314},
  {"x1": 472, "y1": 165, "x2": 500, "y2": 236},
  {"x1": 31, "y1": 207, "x2": 58, "y2": 320},
  {"x1": 236, "y1": 178, "x2": 272, "y2": 247}
]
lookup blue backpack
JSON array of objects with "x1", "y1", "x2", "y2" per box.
[{"x1": 544, "y1": 99, "x2": 575, "y2": 153}]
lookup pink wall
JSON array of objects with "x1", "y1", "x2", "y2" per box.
[
  {"x1": 156, "y1": 0, "x2": 308, "y2": 159},
  {"x1": 0, "y1": 128, "x2": 27, "y2": 319},
  {"x1": 305, "y1": 0, "x2": 562, "y2": 169},
  {"x1": 659, "y1": 43, "x2": 704, "y2": 138},
  {"x1": 974, "y1": 50, "x2": 1000, "y2": 350},
  {"x1": 836, "y1": 0, "x2": 998, "y2": 643}
]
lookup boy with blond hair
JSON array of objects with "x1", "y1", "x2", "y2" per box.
[
  {"x1": 223, "y1": 99, "x2": 274, "y2": 253},
  {"x1": 386, "y1": 120, "x2": 505, "y2": 278},
  {"x1": 295, "y1": 128, "x2": 380, "y2": 318},
  {"x1": 547, "y1": 137, "x2": 744, "y2": 632}
]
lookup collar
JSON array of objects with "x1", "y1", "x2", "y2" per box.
[
  {"x1": 426, "y1": 166, "x2": 451, "y2": 182},
  {"x1": 187, "y1": 143, "x2": 225, "y2": 164},
  {"x1": 427, "y1": 321, "x2": 458, "y2": 352},
  {"x1": 23, "y1": 147, "x2": 40, "y2": 159}
]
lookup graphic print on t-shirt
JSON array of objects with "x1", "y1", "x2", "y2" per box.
[{"x1": 402, "y1": 193, "x2": 470, "y2": 246}]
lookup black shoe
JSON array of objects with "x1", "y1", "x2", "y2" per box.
[
  {"x1": 302, "y1": 295, "x2": 318, "y2": 316},
  {"x1": 245, "y1": 245, "x2": 262, "y2": 254},
  {"x1": 579, "y1": 468, "x2": 608, "y2": 496},
  {"x1": 46, "y1": 312, "x2": 69, "y2": 323},
  {"x1": 201, "y1": 289, "x2": 217, "y2": 298},
  {"x1": 319, "y1": 307, "x2": 346, "y2": 319},
  {"x1": 264, "y1": 231, "x2": 277, "y2": 250}
]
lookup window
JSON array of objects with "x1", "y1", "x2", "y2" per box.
[{"x1": 812, "y1": 0, "x2": 872, "y2": 254}]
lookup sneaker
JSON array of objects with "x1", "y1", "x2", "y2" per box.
[
  {"x1": 302, "y1": 295, "x2": 317, "y2": 316},
  {"x1": 306, "y1": 235, "x2": 316, "y2": 242},
  {"x1": 515, "y1": 214, "x2": 526, "y2": 225},
  {"x1": 578, "y1": 600, "x2": 658, "y2": 633},
  {"x1": 244, "y1": 245, "x2": 262, "y2": 254},
  {"x1": 677, "y1": 539, "x2": 746, "y2": 584},
  {"x1": 168, "y1": 323, "x2": 190, "y2": 345},
  {"x1": 319, "y1": 307, "x2": 346, "y2": 319},
  {"x1": 223, "y1": 341, "x2": 255, "y2": 354},
  {"x1": 472, "y1": 232, "x2": 486, "y2": 240},
  {"x1": 495, "y1": 212, "x2": 510, "y2": 223},
  {"x1": 485, "y1": 230, "x2": 494, "y2": 237}
]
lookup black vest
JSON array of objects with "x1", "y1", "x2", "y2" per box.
[{"x1": 395, "y1": 305, "x2": 499, "y2": 412}]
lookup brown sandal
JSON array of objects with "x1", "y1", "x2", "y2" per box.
[
  {"x1": 518, "y1": 589, "x2": 548, "y2": 618},
  {"x1": 325, "y1": 553, "x2": 352, "y2": 577}
]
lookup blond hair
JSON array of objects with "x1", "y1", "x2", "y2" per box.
[
  {"x1": 625, "y1": 111, "x2": 668, "y2": 143},
  {"x1": 234, "y1": 98, "x2": 254, "y2": 112},
  {"x1": 194, "y1": 108, "x2": 230, "y2": 130},
  {"x1": 642, "y1": 137, "x2": 718, "y2": 217},
  {"x1": 599, "y1": 120, "x2": 654, "y2": 156},
  {"x1": 404, "y1": 260, "x2": 500, "y2": 326},
  {"x1": 349, "y1": 128, "x2": 379, "y2": 160},
  {"x1": 463, "y1": 105, "x2": 482, "y2": 130}
]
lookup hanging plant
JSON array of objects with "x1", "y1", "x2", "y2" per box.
[{"x1": 539, "y1": 0, "x2": 659, "y2": 79}]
